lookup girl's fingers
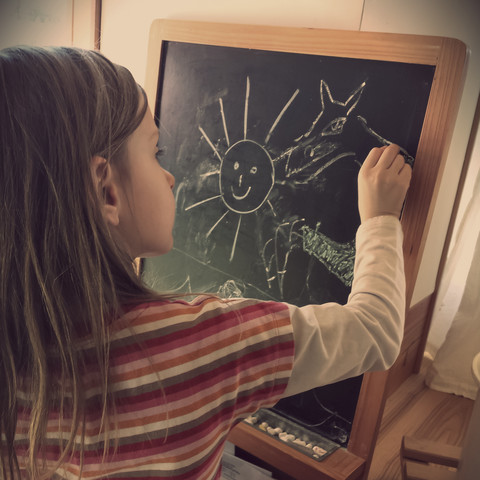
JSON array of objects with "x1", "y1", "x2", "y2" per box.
[
  {"x1": 399, "y1": 161, "x2": 413, "y2": 183},
  {"x1": 362, "y1": 144, "x2": 404, "y2": 172},
  {"x1": 358, "y1": 144, "x2": 412, "y2": 222},
  {"x1": 362, "y1": 146, "x2": 387, "y2": 169},
  {"x1": 375, "y1": 144, "x2": 401, "y2": 169},
  {"x1": 390, "y1": 153, "x2": 408, "y2": 174}
]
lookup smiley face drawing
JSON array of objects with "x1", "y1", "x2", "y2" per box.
[
  {"x1": 220, "y1": 139, "x2": 274, "y2": 214},
  {"x1": 185, "y1": 136, "x2": 277, "y2": 262}
]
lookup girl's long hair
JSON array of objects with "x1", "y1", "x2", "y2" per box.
[{"x1": 0, "y1": 46, "x2": 162, "y2": 479}]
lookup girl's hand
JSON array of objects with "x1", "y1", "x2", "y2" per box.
[{"x1": 358, "y1": 144, "x2": 412, "y2": 223}]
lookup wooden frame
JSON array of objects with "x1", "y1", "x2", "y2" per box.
[
  {"x1": 72, "y1": 0, "x2": 102, "y2": 49},
  {"x1": 144, "y1": 19, "x2": 466, "y2": 480}
]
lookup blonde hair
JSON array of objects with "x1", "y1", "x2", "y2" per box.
[{"x1": 0, "y1": 46, "x2": 161, "y2": 478}]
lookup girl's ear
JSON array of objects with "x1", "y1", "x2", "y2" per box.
[{"x1": 91, "y1": 156, "x2": 120, "y2": 226}]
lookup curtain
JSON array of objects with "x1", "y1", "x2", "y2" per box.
[{"x1": 425, "y1": 155, "x2": 480, "y2": 400}]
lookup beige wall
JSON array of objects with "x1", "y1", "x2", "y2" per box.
[
  {"x1": 0, "y1": 0, "x2": 99, "y2": 50},
  {"x1": 100, "y1": 0, "x2": 480, "y2": 307},
  {"x1": 0, "y1": 0, "x2": 73, "y2": 48}
]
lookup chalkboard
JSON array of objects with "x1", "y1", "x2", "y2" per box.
[
  {"x1": 142, "y1": 39, "x2": 434, "y2": 445},
  {"x1": 145, "y1": 40, "x2": 432, "y2": 300},
  {"x1": 142, "y1": 20, "x2": 466, "y2": 480}
]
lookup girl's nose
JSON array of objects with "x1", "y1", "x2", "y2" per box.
[{"x1": 164, "y1": 168, "x2": 175, "y2": 189}]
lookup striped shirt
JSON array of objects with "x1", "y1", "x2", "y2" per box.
[{"x1": 16, "y1": 297, "x2": 295, "y2": 479}]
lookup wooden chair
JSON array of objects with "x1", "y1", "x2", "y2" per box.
[
  {"x1": 400, "y1": 436, "x2": 461, "y2": 480},
  {"x1": 400, "y1": 352, "x2": 480, "y2": 480}
]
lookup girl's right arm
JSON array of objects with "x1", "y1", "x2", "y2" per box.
[{"x1": 283, "y1": 145, "x2": 412, "y2": 396}]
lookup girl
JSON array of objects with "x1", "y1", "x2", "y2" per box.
[{"x1": 0, "y1": 46, "x2": 411, "y2": 479}]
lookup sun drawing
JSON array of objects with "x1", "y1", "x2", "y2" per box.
[{"x1": 185, "y1": 76, "x2": 299, "y2": 262}]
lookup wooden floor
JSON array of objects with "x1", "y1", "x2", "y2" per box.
[{"x1": 368, "y1": 358, "x2": 474, "y2": 480}]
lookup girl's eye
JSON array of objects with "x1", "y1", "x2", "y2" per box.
[{"x1": 155, "y1": 148, "x2": 165, "y2": 161}]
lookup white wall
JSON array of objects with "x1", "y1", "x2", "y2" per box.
[
  {"x1": 0, "y1": 0, "x2": 73, "y2": 49},
  {"x1": 100, "y1": 0, "x2": 480, "y2": 308},
  {"x1": 0, "y1": 0, "x2": 98, "y2": 50}
]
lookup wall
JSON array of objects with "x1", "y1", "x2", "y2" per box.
[
  {"x1": 0, "y1": 0, "x2": 98, "y2": 50},
  {"x1": 100, "y1": 0, "x2": 480, "y2": 308},
  {"x1": 0, "y1": 0, "x2": 73, "y2": 48}
]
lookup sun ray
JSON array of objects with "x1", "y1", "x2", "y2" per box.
[
  {"x1": 200, "y1": 169, "x2": 220, "y2": 178},
  {"x1": 265, "y1": 89, "x2": 300, "y2": 144},
  {"x1": 230, "y1": 215, "x2": 243, "y2": 262},
  {"x1": 267, "y1": 200, "x2": 277, "y2": 217},
  {"x1": 206, "y1": 210, "x2": 229, "y2": 238},
  {"x1": 244, "y1": 76, "x2": 250, "y2": 140},
  {"x1": 185, "y1": 194, "x2": 222, "y2": 211},
  {"x1": 198, "y1": 126, "x2": 222, "y2": 162},
  {"x1": 219, "y1": 98, "x2": 230, "y2": 147}
]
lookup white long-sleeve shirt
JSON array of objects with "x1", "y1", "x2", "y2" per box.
[{"x1": 284, "y1": 214, "x2": 405, "y2": 396}]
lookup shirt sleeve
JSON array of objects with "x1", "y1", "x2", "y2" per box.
[{"x1": 283, "y1": 215, "x2": 406, "y2": 397}]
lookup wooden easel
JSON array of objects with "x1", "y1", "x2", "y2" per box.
[{"x1": 144, "y1": 20, "x2": 466, "y2": 480}]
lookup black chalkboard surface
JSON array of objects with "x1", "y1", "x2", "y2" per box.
[
  {"x1": 144, "y1": 41, "x2": 434, "y2": 301},
  {"x1": 142, "y1": 40, "x2": 434, "y2": 446}
]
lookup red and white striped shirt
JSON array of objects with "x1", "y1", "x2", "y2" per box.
[{"x1": 17, "y1": 297, "x2": 294, "y2": 479}]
